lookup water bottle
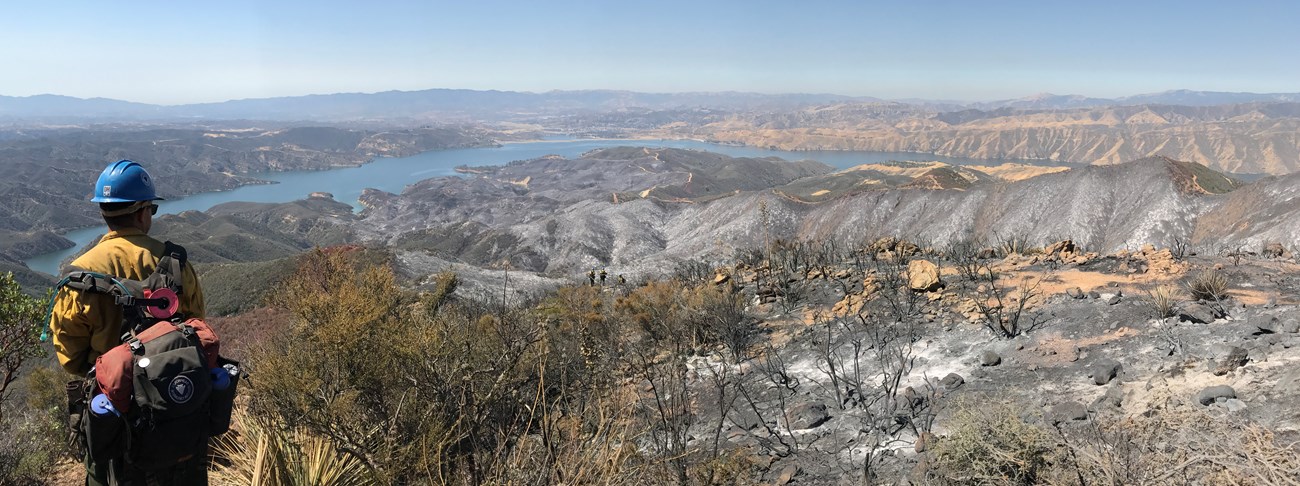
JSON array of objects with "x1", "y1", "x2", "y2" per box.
[
  {"x1": 90, "y1": 393, "x2": 119, "y2": 417},
  {"x1": 209, "y1": 361, "x2": 241, "y2": 435},
  {"x1": 86, "y1": 393, "x2": 124, "y2": 460},
  {"x1": 210, "y1": 366, "x2": 231, "y2": 391}
]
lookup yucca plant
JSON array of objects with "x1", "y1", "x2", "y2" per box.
[
  {"x1": 1186, "y1": 270, "x2": 1229, "y2": 302},
  {"x1": 212, "y1": 409, "x2": 377, "y2": 486},
  {"x1": 1146, "y1": 284, "x2": 1184, "y2": 318}
]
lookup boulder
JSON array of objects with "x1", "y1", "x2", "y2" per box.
[
  {"x1": 788, "y1": 402, "x2": 831, "y2": 430},
  {"x1": 908, "y1": 259, "x2": 942, "y2": 292},
  {"x1": 1050, "y1": 401, "x2": 1089, "y2": 423},
  {"x1": 1283, "y1": 319, "x2": 1300, "y2": 334},
  {"x1": 1179, "y1": 303, "x2": 1218, "y2": 324},
  {"x1": 1263, "y1": 242, "x2": 1286, "y2": 258},
  {"x1": 862, "y1": 276, "x2": 881, "y2": 296},
  {"x1": 729, "y1": 406, "x2": 765, "y2": 430},
  {"x1": 902, "y1": 386, "x2": 927, "y2": 407},
  {"x1": 1090, "y1": 385, "x2": 1124, "y2": 411},
  {"x1": 870, "y1": 236, "x2": 899, "y2": 254},
  {"x1": 1196, "y1": 385, "x2": 1237, "y2": 406},
  {"x1": 832, "y1": 293, "x2": 866, "y2": 317},
  {"x1": 1045, "y1": 239, "x2": 1075, "y2": 256},
  {"x1": 775, "y1": 464, "x2": 799, "y2": 485},
  {"x1": 914, "y1": 431, "x2": 934, "y2": 453},
  {"x1": 940, "y1": 372, "x2": 964, "y2": 390},
  {"x1": 713, "y1": 273, "x2": 730, "y2": 285},
  {"x1": 1065, "y1": 287, "x2": 1085, "y2": 299},
  {"x1": 1223, "y1": 398, "x2": 1248, "y2": 413},
  {"x1": 1251, "y1": 315, "x2": 1280, "y2": 334},
  {"x1": 1264, "y1": 333, "x2": 1287, "y2": 347},
  {"x1": 1089, "y1": 359, "x2": 1122, "y2": 386},
  {"x1": 1212, "y1": 346, "x2": 1249, "y2": 376},
  {"x1": 981, "y1": 350, "x2": 1002, "y2": 367},
  {"x1": 1274, "y1": 367, "x2": 1300, "y2": 397}
]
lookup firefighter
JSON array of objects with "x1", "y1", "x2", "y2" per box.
[{"x1": 49, "y1": 160, "x2": 208, "y2": 485}]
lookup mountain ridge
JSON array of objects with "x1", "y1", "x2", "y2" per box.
[
  {"x1": 679, "y1": 103, "x2": 1300, "y2": 175},
  {"x1": 5, "y1": 88, "x2": 1300, "y2": 122},
  {"x1": 348, "y1": 152, "x2": 1275, "y2": 281},
  {"x1": 22, "y1": 148, "x2": 1297, "y2": 308}
]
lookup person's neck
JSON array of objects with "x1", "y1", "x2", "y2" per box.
[{"x1": 106, "y1": 224, "x2": 145, "y2": 233}]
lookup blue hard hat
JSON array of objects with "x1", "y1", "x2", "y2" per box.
[{"x1": 90, "y1": 160, "x2": 163, "y2": 203}]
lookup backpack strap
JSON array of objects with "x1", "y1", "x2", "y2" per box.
[
  {"x1": 151, "y1": 241, "x2": 187, "y2": 298},
  {"x1": 40, "y1": 242, "x2": 190, "y2": 342},
  {"x1": 41, "y1": 268, "x2": 141, "y2": 342}
]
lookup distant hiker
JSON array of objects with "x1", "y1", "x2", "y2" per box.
[
  {"x1": 48, "y1": 160, "x2": 234, "y2": 486},
  {"x1": 588, "y1": 269, "x2": 597, "y2": 286},
  {"x1": 599, "y1": 268, "x2": 607, "y2": 285},
  {"x1": 618, "y1": 274, "x2": 626, "y2": 286}
]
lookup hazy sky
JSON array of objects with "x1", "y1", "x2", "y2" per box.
[{"x1": 3, "y1": 1, "x2": 1297, "y2": 104}]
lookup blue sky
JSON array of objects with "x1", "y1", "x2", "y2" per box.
[{"x1": 2, "y1": 1, "x2": 1297, "y2": 104}]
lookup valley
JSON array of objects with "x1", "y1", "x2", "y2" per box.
[
  {"x1": 29, "y1": 143, "x2": 1281, "y2": 318},
  {"x1": 8, "y1": 2, "x2": 1300, "y2": 483},
  {"x1": 5, "y1": 90, "x2": 1300, "y2": 485}
]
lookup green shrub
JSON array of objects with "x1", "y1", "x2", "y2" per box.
[
  {"x1": 0, "y1": 367, "x2": 69, "y2": 485},
  {"x1": 0, "y1": 271, "x2": 45, "y2": 405},
  {"x1": 238, "y1": 250, "x2": 789, "y2": 484},
  {"x1": 247, "y1": 248, "x2": 425, "y2": 483},
  {"x1": 197, "y1": 257, "x2": 298, "y2": 316},
  {"x1": 246, "y1": 248, "x2": 596, "y2": 484}
]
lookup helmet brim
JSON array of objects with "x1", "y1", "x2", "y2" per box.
[{"x1": 90, "y1": 195, "x2": 165, "y2": 203}]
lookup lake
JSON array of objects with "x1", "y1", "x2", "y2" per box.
[{"x1": 24, "y1": 139, "x2": 1052, "y2": 275}]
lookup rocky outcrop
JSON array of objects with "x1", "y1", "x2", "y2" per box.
[{"x1": 908, "y1": 260, "x2": 942, "y2": 291}]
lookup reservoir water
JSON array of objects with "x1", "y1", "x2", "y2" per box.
[{"x1": 25, "y1": 139, "x2": 1055, "y2": 275}]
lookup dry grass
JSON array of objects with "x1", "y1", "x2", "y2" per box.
[
  {"x1": 1145, "y1": 284, "x2": 1184, "y2": 318},
  {"x1": 211, "y1": 409, "x2": 378, "y2": 486},
  {"x1": 488, "y1": 388, "x2": 651, "y2": 485},
  {"x1": 927, "y1": 397, "x2": 1057, "y2": 485},
  {"x1": 928, "y1": 395, "x2": 1300, "y2": 486},
  {"x1": 1186, "y1": 269, "x2": 1229, "y2": 302},
  {"x1": 1054, "y1": 403, "x2": 1300, "y2": 486}
]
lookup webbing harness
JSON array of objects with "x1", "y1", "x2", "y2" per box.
[{"x1": 42, "y1": 241, "x2": 188, "y2": 341}]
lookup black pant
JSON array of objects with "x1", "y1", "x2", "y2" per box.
[{"x1": 86, "y1": 445, "x2": 208, "y2": 486}]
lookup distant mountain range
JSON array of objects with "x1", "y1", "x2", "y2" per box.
[
  {"x1": 0, "y1": 90, "x2": 874, "y2": 122},
  {"x1": 974, "y1": 90, "x2": 1300, "y2": 110},
  {"x1": 670, "y1": 102, "x2": 1300, "y2": 175},
  {"x1": 3, "y1": 89, "x2": 1299, "y2": 122}
]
